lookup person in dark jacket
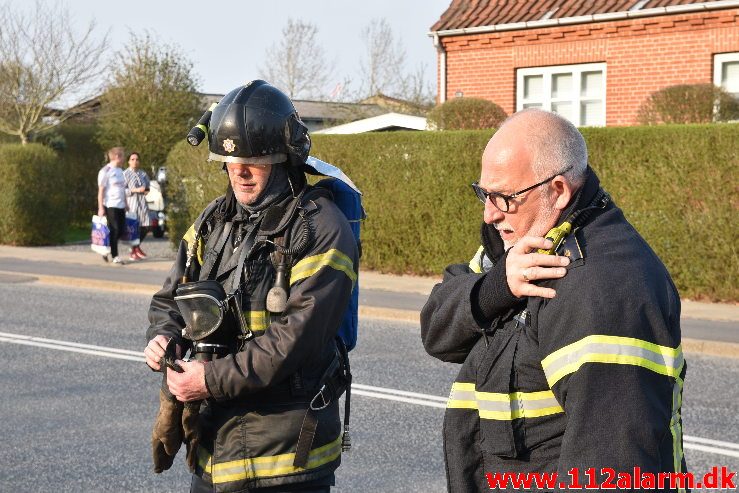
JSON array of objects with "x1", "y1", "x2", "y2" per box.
[
  {"x1": 421, "y1": 109, "x2": 687, "y2": 492},
  {"x1": 144, "y1": 81, "x2": 358, "y2": 493}
]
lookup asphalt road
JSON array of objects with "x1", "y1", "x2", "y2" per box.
[
  {"x1": 0, "y1": 282, "x2": 737, "y2": 492},
  {"x1": 1, "y1": 256, "x2": 737, "y2": 346}
]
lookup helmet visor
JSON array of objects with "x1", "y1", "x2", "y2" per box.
[{"x1": 208, "y1": 152, "x2": 288, "y2": 165}]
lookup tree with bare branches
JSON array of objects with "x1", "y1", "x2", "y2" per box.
[
  {"x1": 357, "y1": 18, "x2": 434, "y2": 108},
  {"x1": 259, "y1": 18, "x2": 333, "y2": 99},
  {"x1": 359, "y1": 18, "x2": 406, "y2": 97},
  {"x1": 396, "y1": 63, "x2": 435, "y2": 110},
  {"x1": 0, "y1": 2, "x2": 108, "y2": 144},
  {"x1": 96, "y1": 34, "x2": 202, "y2": 168}
]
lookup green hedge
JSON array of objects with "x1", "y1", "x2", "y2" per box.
[
  {"x1": 1, "y1": 124, "x2": 104, "y2": 231},
  {"x1": 0, "y1": 143, "x2": 67, "y2": 245},
  {"x1": 165, "y1": 141, "x2": 226, "y2": 246},
  {"x1": 55, "y1": 123, "x2": 106, "y2": 227},
  {"x1": 427, "y1": 97, "x2": 508, "y2": 130},
  {"x1": 0, "y1": 121, "x2": 106, "y2": 236},
  {"x1": 165, "y1": 124, "x2": 738, "y2": 302}
]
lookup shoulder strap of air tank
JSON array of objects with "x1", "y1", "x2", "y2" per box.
[{"x1": 184, "y1": 197, "x2": 227, "y2": 282}]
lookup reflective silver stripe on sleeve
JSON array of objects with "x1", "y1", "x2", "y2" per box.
[{"x1": 541, "y1": 335, "x2": 683, "y2": 387}]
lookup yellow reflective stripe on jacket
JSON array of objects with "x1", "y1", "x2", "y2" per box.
[
  {"x1": 447, "y1": 382, "x2": 478, "y2": 409},
  {"x1": 290, "y1": 248, "x2": 356, "y2": 286},
  {"x1": 197, "y1": 435, "x2": 341, "y2": 484},
  {"x1": 183, "y1": 224, "x2": 204, "y2": 266},
  {"x1": 244, "y1": 310, "x2": 269, "y2": 332},
  {"x1": 541, "y1": 335, "x2": 684, "y2": 388},
  {"x1": 469, "y1": 246, "x2": 484, "y2": 273},
  {"x1": 447, "y1": 382, "x2": 564, "y2": 420}
]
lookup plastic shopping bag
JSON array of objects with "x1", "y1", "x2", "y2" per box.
[
  {"x1": 91, "y1": 215, "x2": 111, "y2": 256},
  {"x1": 120, "y1": 212, "x2": 140, "y2": 246}
]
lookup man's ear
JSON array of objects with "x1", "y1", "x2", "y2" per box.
[{"x1": 552, "y1": 176, "x2": 573, "y2": 211}]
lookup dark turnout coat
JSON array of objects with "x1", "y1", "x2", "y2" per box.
[
  {"x1": 421, "y1": 170, "x2": 688, "y2": 492},
  {"x1": 148, "y1": 187, "x2": 358, "y2": 492}
]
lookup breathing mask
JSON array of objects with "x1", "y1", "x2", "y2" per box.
[{"x1": 174, "y1": 280, "x2": 252, "y2": 361}]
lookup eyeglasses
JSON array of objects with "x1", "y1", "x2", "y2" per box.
[{"x1": 471, "y1": 165, "x2": 573, "y2": 212}]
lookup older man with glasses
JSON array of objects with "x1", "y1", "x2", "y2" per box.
[{"x1": 421, "y1": 109, "x2": 686, "y2": 492}]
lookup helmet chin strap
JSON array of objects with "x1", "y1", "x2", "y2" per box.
[{"x1": 286, "y1": 164, "x2": 307, "y2": 198}]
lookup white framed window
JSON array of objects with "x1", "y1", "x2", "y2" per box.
[
  {"x1": 714, "y1": 52, "x2": 739, "y2": 99},
  {"x1": 516, "y1": 63, "x2": 607, "y2": 127}
]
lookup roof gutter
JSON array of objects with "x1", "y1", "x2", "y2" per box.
[
  {"x1": 427, "y1": 0, "x2": 739, "y2": 38},
  {"x1": 432, "y1": 33, "x2": 447, "y2": 103}
]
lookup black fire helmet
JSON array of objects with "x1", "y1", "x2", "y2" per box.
[{"x1": 187, "y1": 80, "x2": 311, "y2": 167}]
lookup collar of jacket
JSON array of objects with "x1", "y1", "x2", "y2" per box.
[
  {"x1": 556, "y1": 166, "x2": 601, "y2": 225},
  {"x1": 233, "y1": 203, "x2": 263, "y2": 224}
]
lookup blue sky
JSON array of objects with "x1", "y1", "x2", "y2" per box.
[{"x1": 9, "y1": 0, "x2": 451, "y2": 99}]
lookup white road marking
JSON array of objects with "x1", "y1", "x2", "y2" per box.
[
  {"x1": 2, "y1": 332, "x2": 739, "y2": 458},
  {"x1": 0, "y1": 332, "x2": 144, "y2": 362},
  {"x1": 682, "y1": 443, "x2": 739, "y2": 459},
  {"x1": 0, "y1": 331, "x2": 142, "y2": 356},
  {"x1": 352, "y1": 383, "x2": 448, "y2": 402},
  {"x1": 352, "y1": 388, "x2": 447, "y2": 409},
  {"x1": 682, "y1": 435, "x2": 739, "y2": 450}
]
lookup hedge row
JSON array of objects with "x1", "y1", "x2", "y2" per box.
[
  {"x1": 56, "y1": 123, "x2": 106, "y2": 226},
  {"x1": 0, "y1": 122, "x2": 105, "y2": 241},
  {"x1": 0, "y1": 144, "x2": 67, "y2": 245},
  {"x1": 165, "y1": 124, "x2": 738, "y2": 302},
  {"x1": 1, "y1": 124, "x2": 106, "y2": 229}
]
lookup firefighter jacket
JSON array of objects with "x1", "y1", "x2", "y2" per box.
[
  {"x1": 147, "y1": 186, "x2": 358, "y2": 492},
  {"x1": 421, "y1": 169, "x2": 687, "y2": 492}
]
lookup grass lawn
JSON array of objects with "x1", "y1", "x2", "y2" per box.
[{"x1": 64, "y1": 225, "x2": 90, "y2": 244}]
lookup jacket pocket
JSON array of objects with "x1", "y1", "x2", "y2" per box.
[{"x1": 476, "y1": 323, "x2": 522, "y2": 459}]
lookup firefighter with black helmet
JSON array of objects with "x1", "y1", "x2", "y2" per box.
[{"x1": 144, "y1": 80, "x2": 358, "y2": 492}]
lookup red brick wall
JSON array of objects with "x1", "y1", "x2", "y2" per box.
[{"x1": 438, "y1": 8, "x2": 739, "y2": 125}]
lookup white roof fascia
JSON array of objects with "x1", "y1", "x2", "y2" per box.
[
  {"x1": 556, "y1": 15, "x2": 596, "y2": 25},
  {"x1": 314, "y1": 113, "x2": 428, "y2": 134},
  {"x1": 592, "y1": 11, "x2": 633, "y2": 22},
  {"x1": 427, "y1": 1, "x2": 739, "y2": 37}
]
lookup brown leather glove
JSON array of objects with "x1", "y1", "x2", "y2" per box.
[
  {"x1": 182, "y1": 401, "x2": 201, "y2": 473},
  {"x1": 151, "y1": 388, "x2": 184, "y2": 473}
]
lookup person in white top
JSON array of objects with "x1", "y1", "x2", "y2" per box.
[{"x1": 97, "y1": 147, "x2": 128, "y2": 264}]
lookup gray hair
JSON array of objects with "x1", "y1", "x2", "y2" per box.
[{"x1": 501, "y1": 109, "x2": 588, "y2": 188}]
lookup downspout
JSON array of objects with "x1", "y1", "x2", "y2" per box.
[{"x1": 432, "y1": 33, "x2": 447, "y2": 104}]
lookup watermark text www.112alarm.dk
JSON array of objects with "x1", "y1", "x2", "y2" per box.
[{"x1": 486, "y1": 466, "x2": 736, "y2": 490}]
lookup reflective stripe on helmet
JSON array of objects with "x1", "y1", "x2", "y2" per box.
[
  {"x1": 541, "y1": 335, "x2": 684, "y2": 387},
  {"x1": 289, "y1": 249, "x2": 357, "y2": 287},
  {"x1": 208, "y1": 152, "x2": 288, "y2": 165},
  {"x1": 447, "y1": 382, "x2": 564, "y2": 420},
  {"x1": 197, "y1": 435, "x2": 341, "y2": 484}
]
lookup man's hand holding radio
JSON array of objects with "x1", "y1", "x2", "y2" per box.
[{"x1": 506, "y1": 236, "x2": 570, "y2": 299}]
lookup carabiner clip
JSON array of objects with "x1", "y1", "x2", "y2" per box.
[{"x1": 309, "y1": 384, "x2": 331, "y2": 410}]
